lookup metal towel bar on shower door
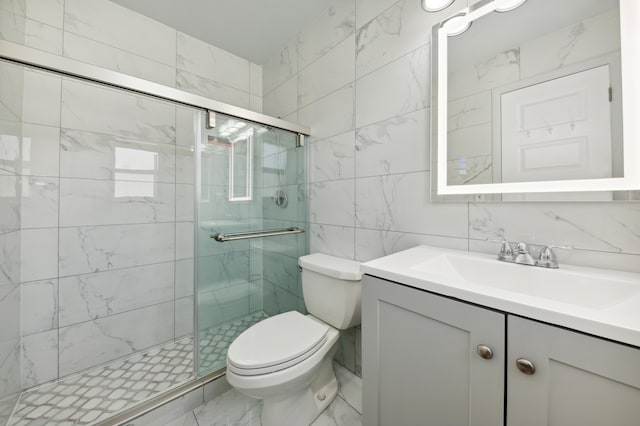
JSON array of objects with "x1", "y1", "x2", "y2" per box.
[{"x1": 211, "y1": 227, "x2": 304, "y2": 242}]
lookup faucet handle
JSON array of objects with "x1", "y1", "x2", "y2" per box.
[
  {"x1": 536, "y1": 245, "x2": 559, "y2": 269},
  {"x1": 514, "y1": 241, "x2": 531, "y2": 254},
  {"x1": 497, "y1": 240, "x2": 514, "y2": 261}
]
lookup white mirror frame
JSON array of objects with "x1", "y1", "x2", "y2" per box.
[{"x1": 434, "y1": 0, "x2": 640, "y2": 196}]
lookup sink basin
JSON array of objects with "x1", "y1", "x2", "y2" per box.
[{"x1": 411, "y1": 252, "x2": 640, "y2": 310}]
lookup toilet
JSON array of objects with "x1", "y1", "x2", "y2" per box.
[{"x1": 226, "y1": 253, "x2": 362, "y2": 426}]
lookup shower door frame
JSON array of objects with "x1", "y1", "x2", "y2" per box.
[
  {"x1": 0, "y1": 40, "x2": 309, "y2": 136},
  {"x1": 0, "y1": 39, "x2": 310, "y2": 426}
]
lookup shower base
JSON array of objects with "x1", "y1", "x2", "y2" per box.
[{"x1": 8, "y1": 311, "x2": 267, "y2": 425}]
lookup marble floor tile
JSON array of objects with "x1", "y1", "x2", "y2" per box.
[
  {"x1": 183, "y1": 364, "x2": 362, "y2": 426},
  {"x1": 198, "y1": 312, "x2": 268, "y2": 372},
  {"x1": 194, "y1": 388, "x2": 263, "y2": 425},
  {"x1": 311, "y1": 395, "x2": 362, "y2": 426},
  {"x1": 166, "y1": 411, "x2": 199, "y2": 426}
]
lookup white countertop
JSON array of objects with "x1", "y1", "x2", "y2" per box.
[{"x1": 361, "y1": 245, "x2": 640, "y2": 348}]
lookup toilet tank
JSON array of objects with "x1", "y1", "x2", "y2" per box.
[{"x1": 298, "y1": 253, "x2": 362, "y2": 330}]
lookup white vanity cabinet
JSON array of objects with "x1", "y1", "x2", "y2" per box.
[
  {"x1": 362, "y1": 276, "x2": 506, "y2": 426},
  {"x1": 363, "y1": 275, "x2": 640, "y2": 426},
  {"x1": 507, "y1": 316, "x2": 640, "y2": 426}
]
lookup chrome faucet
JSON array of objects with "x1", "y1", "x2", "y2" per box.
[{"x1": 497, "y1": 241, "x2": 559, "y2": 269}]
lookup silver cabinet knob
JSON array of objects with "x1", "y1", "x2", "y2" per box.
[
  {"x1": 477, "y1": 345, "x2": 494, "y2": 360},
  {"x1": 516, "y1": 358, "x2": 536, "y2": 375}
]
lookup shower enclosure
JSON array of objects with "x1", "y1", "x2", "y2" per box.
[
  {"x1": 196, "y1": 112, "x2": 307, "y2": 377},
  {"x1": 0, "y1": 47, "x2": 308, "y2": 425}
]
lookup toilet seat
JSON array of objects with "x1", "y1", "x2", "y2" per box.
[{"x1": 227, "y1": 311, "x2": 329, "y2": 376}]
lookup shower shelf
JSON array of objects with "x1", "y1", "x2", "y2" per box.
[{"x1": 211, "y1": 227, "x2": 304, "y2": 242}]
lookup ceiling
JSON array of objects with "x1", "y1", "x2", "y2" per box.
[{"x1": 110, "y1": 0, "x2": 332, "y2": 64}]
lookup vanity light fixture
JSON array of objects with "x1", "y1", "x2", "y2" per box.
[
  {"x1": 421, "y1": 0, "x2": 455, "y2": 12},
  {"x1": 494, "y1": 0, "x2": 527, "y2": 12},
  {"x1": 441, "y1": 13, "x2": 471, "y2": 36}
]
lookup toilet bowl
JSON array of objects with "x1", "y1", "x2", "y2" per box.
[{"x1": 226, "y1": 253, "x2": 362, "y2": 426}]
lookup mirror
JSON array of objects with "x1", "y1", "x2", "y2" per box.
[{"x1": 431, "y1": 0, "x2": 640, "y2": 201}]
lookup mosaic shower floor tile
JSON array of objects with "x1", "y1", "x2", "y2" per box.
[
  {"x1": 198, "y1": 312, "x2": 268, "y2": 372},
  {"x1": 9, "y1": 312, "x2": 267, "y2": 425}
]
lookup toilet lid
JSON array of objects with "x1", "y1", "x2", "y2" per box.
[{"x1": 227, "y1": 311, "x2": 328, "y2": 372}]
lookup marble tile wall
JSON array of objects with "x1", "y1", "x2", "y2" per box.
[
  {"x1": 0, "y1": 58, "x2": 23, "y2": 424},
  {"x1": 0, "y1": 0, "x2": 275, "y2": 395},
  {"x1": 11, "y1": 65, "x2": 202, "y2": 389},
  {"x1": 0, "y1": 0, "x2": 263, "y2": 113},
  {"x1": 261, "y1": 0, "x2": 640, "y2": 376}
]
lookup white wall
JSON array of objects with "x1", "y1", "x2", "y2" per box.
[{"x1": 261, "y1": 0, "x2": 640, "y2": 376}]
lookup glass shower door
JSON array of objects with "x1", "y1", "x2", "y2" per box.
[{"x1": 195, "y1": 112, "x2": 307, "y2": 376}]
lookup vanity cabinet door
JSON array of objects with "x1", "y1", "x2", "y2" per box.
[
  {"x1": 507, "y1": 315, "x2": 640, "y2": 426},
  {"x1": 362, "y1": 276, "x2": 505, "y2": 426}
]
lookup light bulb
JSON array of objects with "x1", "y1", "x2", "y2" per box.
[
  {"x1": 421, "y1": 0, "x2": 455, "y2": 12},
  {"x1": 442, "y1": 14, "x2": 471, "y2": 36}
]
